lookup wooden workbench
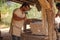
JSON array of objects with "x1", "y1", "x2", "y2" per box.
[{"x1": 21, "y1": 33, "x2": 48, "y2": 40}]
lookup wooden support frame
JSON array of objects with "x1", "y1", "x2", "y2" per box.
[
  {"x1": 38, "y1": 0, "x2": 51, "y2": 9},
  {"x1": 38, "y1": 0, "x2": 56, "y2": 40}
]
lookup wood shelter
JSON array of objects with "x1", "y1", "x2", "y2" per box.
[{"x1": 8, "y1": 0, "x2": 60, "y2": 40}]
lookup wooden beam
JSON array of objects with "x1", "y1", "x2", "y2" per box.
[
  {"x1": 47, "y1": 0, "x2": 56, "y2": 40},
  {"x1": 46, "y1": 9, "x2": 55, "y2": 40},
  {"x1": 38, "y1": 0, "x2": 52, "y2": 36},
  {"x1": 38, "y1": 0, "x2": 51, "y2": 9},
  {"x1": 38, "y1": 0, "x2": 51, "y2": 36},
  {"x1": 38, "y1": 0, "x2": 56, "y2": 40},
  {"x1": 8, "y1": 0, "x2": 35, "y2": 5},
  {"x1": 41, "y1": 8, "x2": 48, "y2": 35}
]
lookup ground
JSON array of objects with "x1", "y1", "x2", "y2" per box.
[
  {"x1": 0, "y1": 22, "x2": 59, "y2": 40},
  {"x1": 0, "y1": 22, "x2": 10, "y2": 40}
]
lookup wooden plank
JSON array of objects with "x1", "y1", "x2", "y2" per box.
[
  {"x1": 41, "y1": 8, "x2": 48, "y2": 35},
  {"x1": 46, "y1": 9, "x2": 55, "y2": 40},
  {"x1": 38, "y1": 0, "x2": 51, "y2": 36},
  {"x1": 38, "y1": 0, "x2": 51, "y2": 9},
  {"x1": 38, "y1": 0, "x2": 56, "y2": 40},
  {"x1": 21, "y1": 33, "x2": 48, "y2": 40},
  {"x1": 47, "y1": 0, "x2": 56, "y2": 40}
]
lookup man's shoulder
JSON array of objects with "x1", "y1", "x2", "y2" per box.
[{"x1": 13, "y1": 8, "x2": 19, "y2": 12}]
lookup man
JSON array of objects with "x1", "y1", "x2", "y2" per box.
[{"x1": 9, "y1": 2, "x2": 30, "y2": 40}]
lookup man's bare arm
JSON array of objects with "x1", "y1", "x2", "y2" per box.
[{"x1": 13, "y1": 13, "x2": 26, "y2": 21}]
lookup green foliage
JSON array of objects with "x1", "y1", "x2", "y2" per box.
[
  {"x1": 1, "y1": 1, "x2": 42, "y2": 25},
  {"x1": 27, "y1": 6, "x2": 42, "y2": 19},
  {"x1": 1, "y1": 1, "x2": 20, "y2": 14},
  {"x1": 1, "y1": 1, "x2": 20, "y2": 24}
]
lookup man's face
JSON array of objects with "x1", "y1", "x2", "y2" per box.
[{"x1": 24, "y1": 6, "x2": 30, "y2": 11}]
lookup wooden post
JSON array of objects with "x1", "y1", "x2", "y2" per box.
[
  {"x1": 38, "y1": 0, "x2": 51, "y2": 35},
  {"x1": 46, "y1": 9, "x2": 55, "y2": 40},
  {"x1": 47, "y1": 0, "x2": 56, "y2": 40},
  {"x1": 38, "y1": 0, "x2": 56, "y2": 40}
]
